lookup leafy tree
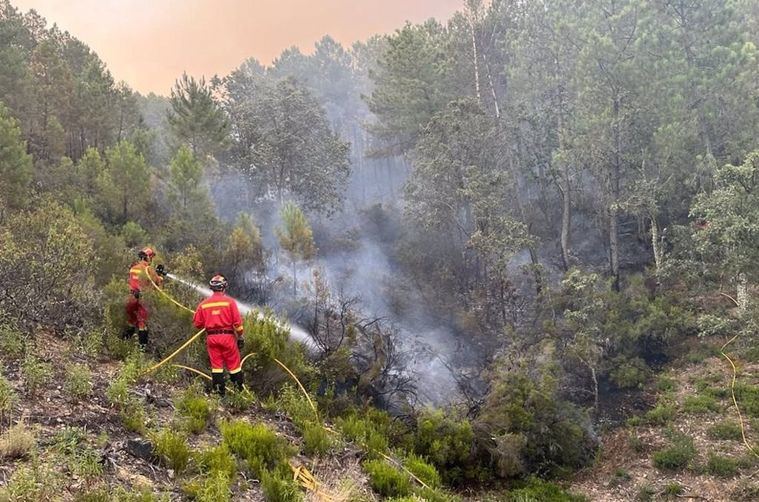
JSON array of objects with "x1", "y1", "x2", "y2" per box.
[
  {"x1": 691, "y1": 151, "x2": 759, "y2": 309},
  {"x1": 223, "y1": 71, "x2": 350, "y2": 213},
  {"x1": 276, "y1": 202, "x2": 316, "y2": 297},
  {"x1": 168, "y1": 73, "x2": 229, "y2": 159},
  {"x1": 0, "y1": 101, "x2": 32, "y2": 214},
  {"x1": 367, "y1": 20, "x2": 458, "y2": 155},
  {"x1": 98, "y1": 140, "x2": 151, "y2": 225},
  {"x1": 168, "y1": 145, "x2": 204, "y2": 212}
]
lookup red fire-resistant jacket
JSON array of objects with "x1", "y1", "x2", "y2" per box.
[
  {"x1": 193, "y1": 292, "x2": 244, "y2": 336},
  {"x1": 128, "y1": 260, "x2": 163, "y2": 292}
]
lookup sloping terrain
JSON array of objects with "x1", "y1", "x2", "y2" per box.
[{"x1": 571, "y1": 345, "x2": 759, "y2": 502}]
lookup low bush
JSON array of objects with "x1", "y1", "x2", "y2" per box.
[
  {"x1": 682, "y1": 395, "x2": 719, "y2": 414},
  {"x1": 53, "y1": 427, "x2": 104, "y2": 480},
  {"x1": 336, "y1": 413, "x2": 390, "y2": 456},
  {"x1": 655, "y1": 376, "x2": 676, "y2": 392},
  {"x1": 175, "y1": 386, "x2": 214, "y2": 434},
  {"x1": 220, "y1": 420, "x2": 293, "y2": 476},
  {"x1": 222, "y1": 387, "x2": 255, "y2": 413},
  {"x1": 151, "y1": 428, "x2": 192, "y2": 473},
  {"x1": 663, "y1": 482, "x2": 684, "y2": 496},
  {"x1": 706, "y1": 453, "x2": 739, "y2": 478},
  {"x1": 734, "y1": 384, "x2": 759, "y2": 417},
  {"x1": 609, "y1": 357, "x2": 649, "y2": 390},
  {"x1": 260, "y1": 469, "x2": 304, "y2": 502},
  {"x1": 0, "y1": 462, "x2": 62, "y2": 500},
  {"x1": 184, "y1": 471, "x2": 232, "y2": 502},
  {"x1": 121, "y1": 399, "x2": 148, "y2": 434},
  {"x1": 0, "y1": 322, "x2": 25, "y2": 360},
  {"x1": 708, "y1": 421, "x2": 743, "y2": 441},
  {"x1": 652, "y1": 434, "x2": 695, "y2": 471},
  {"x1": 0, "y1": 372, "x2": 17, "y2": 418},
  {"x1": 506, "y1": 477, "x2": 587, "y2": 501},
  {"x1": 403, "y1": 453, "x2": 442, "y2": 489},
  {"x1": 364, "y1": 459, "x2": 412, "y2": 498},
  {"x1": 643, "y1": 403, "x2": 676, "y2": 425},
  {"x1": 21, "y1": 353, "x2": 53, "y2": 394},
  {"x1": 414, "y1": 409, "x2": 479, "y2": 484},
  {"x1": 302, "y1": 422, "x2": 332, "y2": 456},
  {"x1": 65, "y1": 364, "x2": 94, "y2": 398},
  {"x1": 195, "y1": 443, "x2": 237, "y2": 479}
]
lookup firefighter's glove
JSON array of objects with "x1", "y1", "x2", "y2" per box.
[
  {"x1": 237, "y1": 337, "x2": 244, "y2": 350},
  {"x1": 156, "y1": 264, "x2": 168, "y2": 277},
  {"x1": 132, "y1": 290, "x2": 141, "y2": 299}
]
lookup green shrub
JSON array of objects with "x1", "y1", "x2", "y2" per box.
[
  {"x1": 706, "y1": 453, "x2": 739, "y2": 478},
  {"x1": 336, "y1": 414, "x2": 389, "y2": 456},
  {"x1": 175, "y1": 386, "x2": 214, "y2": 434},
  {"x1": 196, "y1": 443, "x2": 237, "y2": 479},
  {"x1": 708, "y1": 421, "x2": 743, "y2": 441},
  {"x1": 192, "y1": 471, "x2": 232, "y2": 502},
  {"x1": 21, "y1": 353, "x2": 53, "y2": 394},
  {"x1": 0, "y1": 322, "x2": 25, "y2": 359},
  {"x1": 663, "y1": 482, "x2": 683, "y2": 496},
  {"x1": 609, "y1": 357, "x2": 649, "y2": 389},
  {"x1": 0, "y1": 372, "x2": 17, "y2": 418},
  {"x1": 655, "y1": 376, "x2": 676, "y2": 392},
  {"x1": 643, "y1": 403, "x2": 676, "y2": 425},
  {"x1": 628, "y1": 432, "x2": 645, "y2": 453},
  {"x1": 151, "y1": 429, "x2": 192, "y2": 473},
  {"x1": 0, "y1": 462, "x2": 62, "y2": 500},
  {"x1": 735, "y1": 384, "x2": 759, "y2": 417},
  {"x1": 414, "y1": 409, "x2": 477, "y2": 484},
  {"x1": 364, "y1": 459, "x2": 412, "y2": 498},
  {"x1": 220, "y1": 420, "x2": 293, "y2": 476},
  {"x1": 302, "y1": 422, "x2": 332, "y2": 456},
  {"x1": 652, "y1": 434, "x2": 695, "y2": 471},
  {"x1": 404, "y1": 454, "x2": 441, "y2": 489},
  {"x1": 53, "y1": 427, "x2": 104, "y2": 480},
  {"x1": 608, "y1": 468, "x2": 630, "y2": 487},
  {"x1": 682, "y1": 395, "x2": 719, "y2": 414},
  {"x1": 65, "y1": 364, "x2": 94, "y2": 398},
  {"x1": 507, "y1": 477, "x2": 587, "y2": 501},
  {"x1": 222, "y1": 387, "x2": 256, "y2": 413},
  {"x1": 121, "y1": 399, "x2": 148, "y2": 434},
  {"x1": 260, "y1": 469, "x2": 304, "y2": 502},
  {"x1": 106, "y1": 378, "x2": 130, "y2": 408},
  {"x1": 269, "y1": 384, "x2": 317, "y2": 429}
]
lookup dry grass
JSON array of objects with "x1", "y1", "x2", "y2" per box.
[{"x1": 0, "y1": 420, "x2": 36, "y2": 459}]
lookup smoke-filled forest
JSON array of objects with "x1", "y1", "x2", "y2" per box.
[{"x1": 2, "y1": 0, "x2": 759, "y2": 500}]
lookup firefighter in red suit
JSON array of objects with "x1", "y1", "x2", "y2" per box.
[
  {"x1": 124, "y1": 247, "x2": 164, "y2": 349},
  {"x1": 193, "y1": 275, "x2": 245, "y2": 395}
]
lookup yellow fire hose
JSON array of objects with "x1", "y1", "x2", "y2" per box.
[
  {"x1": 138, "y1": 268, "x2": 430, "y2": 497},
  {"x1": 718, "y1": 292, "x2": 759, "y2": 458}
]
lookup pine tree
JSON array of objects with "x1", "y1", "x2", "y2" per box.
[
  {"x1": 276, "y1": 202, "x2": 316, "y2": 297},
  {"x1": 0, "y1": 101, "x2": 32, "y2": 214}
]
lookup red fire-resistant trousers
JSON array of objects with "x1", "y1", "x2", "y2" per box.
[
  {"x1": 125, "y1": 296, "x2": 148, "y2": 330},
  {"x1": 207, "y1": 334, "x2": 241, "y2": 373}
]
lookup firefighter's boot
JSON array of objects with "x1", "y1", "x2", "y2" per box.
[
  {"x1": 212, "y1": 372, "x2": 226, "y2": 397},
  {"x1": 122, "y1": 326, "x2": 136, "y2": 340},
  {"x1": 137, "y1": 329, "x2": 149, "y2": 350},
  {"x1": 230, "y1": 371, "x2": 244, "y2": 392}
]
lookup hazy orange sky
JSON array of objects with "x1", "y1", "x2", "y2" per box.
[{"x1": 12, "y1": 0, "x2": 462, "y2": 96}]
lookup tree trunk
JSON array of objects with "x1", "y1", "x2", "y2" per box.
[
  {"x1": 737, "y1": 272, "x2": 749, "y2": 312},
  {"x1": 650, "y1": 212, "x2": 663, "y2": 279},
  {"x1": 610, "y1": 94, "x2": 622, "y2": 291},
  {"x1": 466, "y1": 5, "x2": 482, "y2": 102},
  {"x1": 292, "y1": 260, "x2": 297, "y2": 298}
]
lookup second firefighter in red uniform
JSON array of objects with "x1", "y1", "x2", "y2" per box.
[
  {"x1": 125, "y1": 247, "x2": 164, "y2": 349},
  {"x1": 193, "y1": 275, "x2": 245, "y2": 395}
]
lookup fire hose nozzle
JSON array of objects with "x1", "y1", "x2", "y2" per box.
[{"x1": 156, "y1": 264, "x2": 168, "y2": 277}]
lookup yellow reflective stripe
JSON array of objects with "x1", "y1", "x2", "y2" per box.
[
  {"x1": 229, "y1": 367, "x2": 242, "y2": 374},
  {"x1": 211, "y1": 368, "x2": 224, "y2": 373},
  {"x1": 130, "y1": 267, "x2": 144, "y2": 274},
  {"x1": 201, "y1": 302, "x2": 230, "y2": 309},
  {"x1": 234, "y1": 325, "x2": 244, "y2": 333}
]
